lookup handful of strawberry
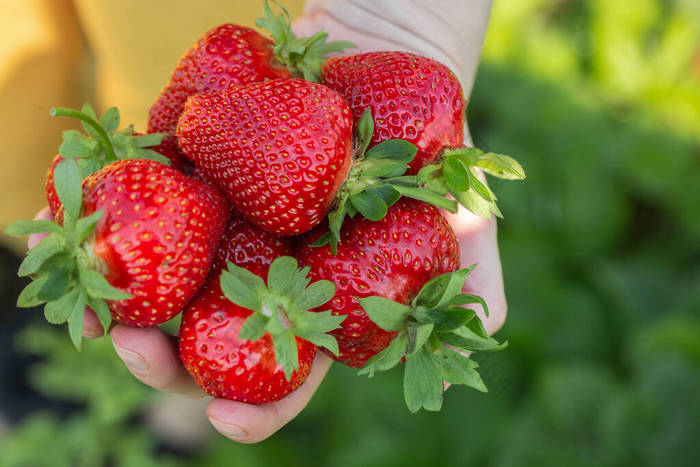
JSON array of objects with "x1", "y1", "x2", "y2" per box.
[{"x1": 7, "y1": 2, "x2": 524, "y2": 413}]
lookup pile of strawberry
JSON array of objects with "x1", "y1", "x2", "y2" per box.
[{"x1": 7, "y1": 2, "x2": 524, "y2": 412}]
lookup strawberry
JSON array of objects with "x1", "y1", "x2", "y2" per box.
[
  {"x1": 322, "y1": 51, "x2": 465, "y2": 174},
  {"x1": 46, "y1": 104, "x2": 174, "y2": 216},
  {"x1": 6, "y1": 157, "x2": 228, "y2": 349},
  {"x1": 322, "y1": 51, "x2": 526, "y2": 218},
  {"x1": 177, "y1": 79, "x2": 456, "y2": 246},
  {"x1": 179, "y1": 222, "x2": 343, "y2": 402},
  {"x1": 296, "y1": 198, "x2": 506, "y2": 412},
  {"x1": 296, "y1": 198, "x2": 460, "y2": 367},
  {"x1": 148, "y1": 1, "x2": 352, "y2": 159}
]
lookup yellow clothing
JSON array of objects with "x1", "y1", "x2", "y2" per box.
[{"x1": 0, "y1": 0, "x2": 304, "y2": 251}]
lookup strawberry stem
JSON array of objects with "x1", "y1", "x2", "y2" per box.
[{"x1": 50, "y1": 107, "x2": 118, "y2": 163}]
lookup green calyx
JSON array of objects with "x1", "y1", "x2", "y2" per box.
[
  {"x1": 51, "y1": 103, "x2": 169, "y2": 181},
  {"x1": 391, "y1": 147, "x2": 526, "y2": 219},
  {"x1": 357, "y1": 265, "x2": 507, "y2": 412},
  {"x1": 5, "y1": 158, "x2": 131, "y2": 350},
  {"x1": 313, "y1": 108, "x2": 459, "y2": 253},
  {"x1": 256, "y1": 0, "x2": 354, "y2": 82},
  {"x1": 218, "y1": 256, "x2": 345, "y2": 380}
]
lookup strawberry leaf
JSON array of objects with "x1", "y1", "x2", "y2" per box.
[
  {"x1": 5, "y1": 220, "x2": 62, "y2": 237},
  {"x1": 358, "y1": 331, "x2": 408, "y2": 377},
  {"x1": 475, "y1": 152, "x2": 526, "y2": 180},
  {"x1": 68, "y1": 289, "x2": 88, "y2": 350},
  {"x1": 292, "y1": 280, "x2": 336, "y2": 311},
  {"x1": 238, "y1": 311, "x2": 269, "y2": 342},
  {"x1": 220, "y1": 266, "x2": 263, "y2": 312},
  {"x1": 350, "y1": 191, "x2": 388, "y2": 221},
  {"x1": 359, "y1": 296, "x2": 410, "y2": 331},
  {"x1": 355, "y1": 108, "x2": 374, "y2": 155},
  {"x1": 272, "y1": 329, "x2": 299, "y2": 380},
  {"x1": 17, "y1": 274, "x2": 50, "y2": 308},
  {"x1": 404, "y1": 346, "x2": 444, "y2": 412},
  {"x1": 78, "y1": 267, "x2": 131, "y2": 300},
  {"x1": 365, "y1": 139, "x2": 417, "y2": 163},
  {"x1": 54, "y1": 158, "x2": 83, "y2": 228},
  {"x1": 442, "y1": 156, "x2": 471, "y2": 192},
  {"x1": 17, "y1": 234, "x2": 65, "y2": 277},
  {"x1": 406, "y1": 322, "x2": 433, "y2": 356},
  {"x1": 99, "y1": 107, "x2": 120, "y2": 132},
  {"x1": 435, "y1": 346, "x2": 486, "y2": 391},
  {"x1": 44, "y1": 286, "x2": 80, "y2": 324},
  {"x1": 86, "y1": 295, "x2": 112, "y2": 335}
]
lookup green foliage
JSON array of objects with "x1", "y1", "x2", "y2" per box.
[{"x1": 0, "y1": 326, "x2": 176, "y2": 467}]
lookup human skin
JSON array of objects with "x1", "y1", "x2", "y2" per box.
[{"x1": 28, "y1": 0, "x2": 501, "y2": 444}]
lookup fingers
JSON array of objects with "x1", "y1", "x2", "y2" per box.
[
  {"x1": 27, "y1": 207, "x2": 53, "y2": 249},
  {"x1": 110, "y1": 325, "x2": 204, "y2": 398},
  {"x1": 445, "y1": 206, "x2": 507, "y2": 336},
  {"x1": 206, "y1": 353, "x2": 333, "y2": 443}
]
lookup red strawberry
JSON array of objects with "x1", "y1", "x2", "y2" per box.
[
  {"x1": 322, "y1": 51, "x2": 465, "y2": 174},
  {"x1": 148, "y1": 2, "x2": 352, "y2": 159},
  {"x1": 177, "y1": 79, "x2": 354, "y2": 236},
  {"x1": 297, "y1": 197, "x2": 506, "y2": 412},
  {"x1": 177, "y1": 79, "x2": 457, "y2": 244},
  {"x1": 7, "y1": 158, "x2": 228, "y2": 349},
  {"x1": 179, "y1": 222, "x2": 342, "y2": 403},
  {"x1": 295, "y1": 198, "x2": 460, "y2": 367},
  {"x1": 46, "y1": 105, "x2": 175, "y2": 216},
  {"x1": 322, "y1": 52, "x2": 526, "y2": 219}
]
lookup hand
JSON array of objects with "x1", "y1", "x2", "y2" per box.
[{"x1": 26, "y1": 0, "x2": 502, "y2": 444}]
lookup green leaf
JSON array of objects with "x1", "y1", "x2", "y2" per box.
[
  {"x1": 136, "y1": 149, "x2": 172, "y2": 166},
  {"x1": 86, "y1": 295, "x2": 112, "y2": 335},
  {"x1": 58, "y1": 130, "x2": 96, "y2": 159},
  {"x1": 350, "y1": 190, "x2": 388, "y2": 221},
  {"x1": 404, "y1": 346, "x2": 444, "y2": 412},
  {"x1": 365, "y1": 139, "x2": 417, "y2": 163},
  {"x1": 272, "y1": 330, "x2": 299, "y2": 380},
  {"x1": 442, "y1": 156, "x2": 471, "y2": 192},
  {"x1": 295, "y1": 329, "x2": 339, "y2": 356},
  {"x1": 438, "y1": 326, "x2": 507, "y2": 352},
  {"x1": 17, "y1": 275, "x2": 50, "y2": 307},
  {"x1": 99, "y1": 107, "x2": 120, "y2": 132},
  {"x1": 358, "y1": 332, "x2": 408, "y2": 377},
  {"x1": 68, "y1": 289, "x2": 88, "y2": 350},
  {"x1": 449, "y1": 293, "x2": 489, "y2": 317},
  {"x1": 475, "y1": 152, "x2": 526, "y2": 180},
  {"x1": 359, "y1": 296, "x2": 410, "y2": 331},
  {"x1": 391, "y1": 184, "x2": 458, "y2": 212},
  {"x1": 53, "y1": 158, "x2": 83, "y2": 227},
  {"x1": 238, "y1": 311, "x2": 269, "y2": 342},
  {"x1": 407, "y1": 322, "x2": 434, "y2": 356},
  {"x1": 290, "y1": 309, "x2": 344, "y2": 334},
  {"x1": 74, "y1": 210, "x2": 103, "y2": 244},
  {"x1": 421, "y1": 267, "x2": 476, "y2": 310},
  {"x1": 356, "y1": 108, "x2": 374, "y2": 155},
  {"x1": 293, "y1": 280, "x2": 335, "y2": 311},
  {"x1": 78, "y1": 267, "x2": 131, "y2": 300},
  {"x1": 446, "y1": 147, "x2": 482, "y2": 166},
  {"x1": 435, "y1": 347, "x2": 487, "y2": 391},
  {"x1": 133, "y1": 133, "x2": 165, "y2": 148},
  {"x1": 5, "y1": 220, "x2": 62, "y2": 237},
  {"x1": 18, "y1": 234, "x2": 65, "y2": 277},
  {"x1": 366, "y1": 185, "x2": 401, "y2": 208},
  {"x1": 219, "y1": 265, "x2": 264, "y2": 312},
  {"x1": 468, "y1": 168, "x2": 494, "y2": 202},
  {"x1": 44, "y1": 286, "x2": 79, "y2": 324},
  {"x1": 359, "y1": 159, "x2": 408, "y2": 178},
  {"x1": 428, "y1": 307, "x2": 475, "y2": 331},
  {"x1": 267, "y1": 256, "x2": 298, "y2": 295},
  {"x1": 452, "y1": 187, "x2": 499, "y2": 218},
  {"x1": 38, "y1": 266, "x2": 71, "y2": 302}
]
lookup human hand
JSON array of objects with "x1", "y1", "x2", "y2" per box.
[{"x1": 26, "y1": 0, "x2": 502, "y2": 444}]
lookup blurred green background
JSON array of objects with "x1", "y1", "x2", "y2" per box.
[{"x1": 1, "y1": 0, "x2": 700, "y2": 465}]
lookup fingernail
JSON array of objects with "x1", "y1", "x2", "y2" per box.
[
  {"x1": 208, "y1": 417, "x2": 248, "y2": 439},
  {"x1": 113, "y1": 342, "x2": 149, "y2": 372}
]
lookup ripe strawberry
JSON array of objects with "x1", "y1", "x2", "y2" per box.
[
  {"x1": 322, "y1": 51, "x2": 465, "y2": 174},
  {"x1": 180, "y1": 225, "x2": 343, "y2": 402},
  {"x1": 7, "y1": 158, "x2": 228, "y2": 349},
  {"x1": 295, "y1": 198, "x2": 460, "y2": 367},
  {"x1": 322, "y1": 51, "x2": 526, "y2": 218},
  {"x1": 177, "y1": 78, "x2": 353, "y2": 236},
  {"x1": 297, "y1": 197, "x2": 506, "y2": 412},
  {"x1": 148, "y1": 1, "x2": 352, "y2": 159},
  {"x1": 46, "y1": 104, "x2": 174, "y2": 216},
  {"x1": 177, "y1": 79, "x2": 456, "y2": 244}
]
